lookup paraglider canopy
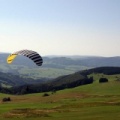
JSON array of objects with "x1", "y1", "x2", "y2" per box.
[{"x1": 7, "y1": 49, "x2": 43, "y2": 66}]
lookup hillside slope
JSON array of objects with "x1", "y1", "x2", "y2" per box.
[
  {"x1": 0, "y1": 72, "x2": 47, "y2": 88},
  {"x1": 1, "y1": 66, "x2": 120, "y2": 95}
]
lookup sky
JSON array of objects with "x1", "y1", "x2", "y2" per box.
[{"x1": 0, "y1": 0, "x2": 120, "y2": 57}]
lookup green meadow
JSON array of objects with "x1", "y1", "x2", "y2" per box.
[{"x1": 0, "y1": 73, "x2": 120, "y2": 120}]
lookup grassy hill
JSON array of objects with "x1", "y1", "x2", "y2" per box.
[{"x1": 0, "y1": 73, "x2": 120, "y2": 120}]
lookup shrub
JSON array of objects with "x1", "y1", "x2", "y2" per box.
[
  {"x1": 2, "y1": 97, "x2": 11, "y2": 102},
  {"x1": 42, "y1": 93, "x2": 50, "y2": 97},
  {"x1": 99, "y1": 78, "x2": 108, "y2": 83}
]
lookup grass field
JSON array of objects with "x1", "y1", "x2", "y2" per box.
[{"x1": 0, "y1": 73, "x2": 120, "y2": 120}]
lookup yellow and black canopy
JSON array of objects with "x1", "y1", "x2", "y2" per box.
[{"x1": 7, "y1": 49, "x2": 43, "y2": 66}]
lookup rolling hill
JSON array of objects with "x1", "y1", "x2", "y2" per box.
[
  {"x1": 0, "y1": 66, "x2": 120, "y2": 95},
  {"x1": 0, "y1": 71, "x2": 48, "y2": 88},
  {"x1": 0, "y1": 53, "x2": 120, "y2": 79}
]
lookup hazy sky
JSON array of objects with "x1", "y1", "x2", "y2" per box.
[{"x1": 0, "y1": 0, "x2": 120, "y2": 56}]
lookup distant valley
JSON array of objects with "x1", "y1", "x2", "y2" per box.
[{"x1": 0, "y1": 53, "x2": 120, "y2": 79}]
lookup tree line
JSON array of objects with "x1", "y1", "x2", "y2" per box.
[{"x1": 0, "y1": 73, "x2": 93, "y2": 95}]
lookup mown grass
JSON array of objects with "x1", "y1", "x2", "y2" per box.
[{"x1": 0, "y1": 73, "x2": 120, "y2": 120}]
